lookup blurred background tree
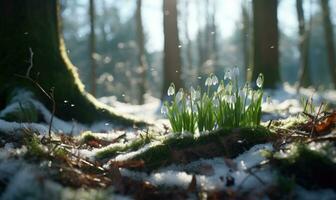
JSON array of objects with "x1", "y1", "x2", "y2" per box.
[{"x1": 60, "y1": 0, "x2": 336, "y2": 104}]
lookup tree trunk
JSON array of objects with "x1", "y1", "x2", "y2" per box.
[
  {"x1": 320, "y1": 0, "x2": 336, "y2": 87},
  {"x1": 184, "y1": 0, "x2": 193, "y2": 74},
  {"x1": 197, "y1": 1, "x2": 206, "y2": 82},
  {"x1": 210, "y1": 0, "x2": 218, "y2": 65},
  {"x1": 89, "y1": 0, "x2": 97, "y2": 97},
  {"x1": 162, "y1": 0, "x2": 183, "y2": 98},
  {"x1": 0, "y1": 0, "x2": 142, "y2": 126},
  {"x1": 242, "y1": 0, "x2": 252, "y2": 82},
  {"x1": 136, "y1": 0, "x2": 147, "y2": 104},
  {"x1": 296, "y1": 0, "x2": 312, "y2": 88},
  {"x1": 252, "y1": 0, "x2": 280, "y2": 88}
]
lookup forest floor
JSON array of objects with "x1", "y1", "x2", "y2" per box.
[{"x1": 1, "y1": 84, "x2": 336, "y2": 200}]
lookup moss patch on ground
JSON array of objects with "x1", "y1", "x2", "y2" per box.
[
  {"x1": 271, "y1": 144, "x2": 336, "y2": 190},
  {"x1": 132, "y1": 126, "x2": 275, "y2": 170}
]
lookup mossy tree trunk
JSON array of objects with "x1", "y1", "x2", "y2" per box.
[
  {"x1": 252, "y1": 0, "x2": 280, "y2": 88},
  {"x1": 0, "y1": 0, "x2": 141, "y2": 126},
  {"x1": 162, "y1": 0, "x2": 183, "y2": 99}
]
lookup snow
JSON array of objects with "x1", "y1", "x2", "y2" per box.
[
  {"x1": 99, "y1": 94, "x2": 162, "y2": 121},
  {"x1": 121, "y1": 143, "x2": 274, "y2": 191}
]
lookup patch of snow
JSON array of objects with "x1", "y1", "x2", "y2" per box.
[
  {"x1": 121, "y1": 143, "x2": 274, "y2": 191},
  {"x1": 99, "y1": 94, "x2": 162, "y2": 121}
]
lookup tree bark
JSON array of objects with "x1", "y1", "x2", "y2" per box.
[
  {"x1": 89, "y1": 0, "x2": 97, "y2": 97},
  {"x1": 252, "y1": 0, "x2": 280, "y2": 88},
  {"x1": 296, "y1": 0, "x2": 312, "y2": 88},
  {"x1": 0, "y1": 0, "x2": 142, "y2": 126},
  {"x1": 136, "y1": 0, "x2": 147, "y2": 104},
  {"x1": 320, "y1": 0, "x2": 336, "y2": 87},
  {"x1": 162, "y1": 0, "x2": 183, "y2": 98}
]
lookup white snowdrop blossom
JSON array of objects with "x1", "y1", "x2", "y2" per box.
[
  {"x1": 176, "y1": 88, "x2": 184, "y2": 103},
  {"x1": 211, "y1": 74, "x2": 218, "y2": 85},
  {"x1": 205, "y1": 76, "x2": 212, "y2": 86},
  {"x1": 167, "y1": 83, "x2": 175, "y2": 96},
  {"x1": 256, "y1": 73, "x2": 264, "y2": 88},
  {"x1": 224, "y1": 69, "x2": 232, "y2": 80},
  {"x1": 190, "y1": 86, "x2": 200, "y2": 100},
  {"x1": 228, "y1": 95, "x2": 236, "y2": 104}
]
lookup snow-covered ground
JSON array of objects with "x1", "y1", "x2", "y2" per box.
[{"x1": 1, "y1": 84, "x2": 336, "y2": 199}]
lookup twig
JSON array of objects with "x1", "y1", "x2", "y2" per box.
[
  {"x1": 236, "y1": 160, "x2": 269, "y2": 191},
  {"x1": 26, "y1": 47, "x2": 34, "y2": 77},
  {"x1": 15, "y1": 47, "x2": 56, "y2": 138},
  {"x1": 310, "y1": 102, "x2": 324, "y2": 137}
]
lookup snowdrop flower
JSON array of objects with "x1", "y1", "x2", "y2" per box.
[
  {"x1": 228, "y1": 95, "x2": 236, "y2": 104},
  {"x1": 190, "y1": 86, "x2": 200, "y2": 100},
  {"x1": 224, "y1": 69, "x2": 232, "y2": 80},
  {"x1": 211, "y1": 74, "x2": 218, "y2": 85},
  {"x1": 205, "y1": 76, "x2": 212, "y2": 86},
  {"x1": 256, "y1": 73, "x2": 264, "y2": 88},
  {"x1": 167, "y1": 83, "x2": 175, "y2": 96},
  {"x1": 176, "y1": 88, "x2": 184, "y2": 103},
  {"x1": 233, "y1": 67, "x2": 240, "y2": 77}
]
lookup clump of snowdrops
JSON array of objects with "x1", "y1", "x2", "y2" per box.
[{"x1": 161, "y1": 67, "x2": 266, "y2": 134}]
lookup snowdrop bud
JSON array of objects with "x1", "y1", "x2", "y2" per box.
[
  {"x1": 211, "y1": 74, "x2": 219, "y2": 85},
  {"x1": 226, "y1": 81, "x2": 233, "y2": 94},
  {"x1": 266, "y1": 96, "x2": 271, "y2": 104},
  {"x1": 233, "y1": 67, "x2": 240, "y2": 77},
  {"x1": 238, "y1": 89, "x2": 244, "y2": 98},
  {"x1": 224, "y1": 69, "x2": 232, "y2": 80},
  {"x1": 167, "y1": 83, "x2": 175, "y2": 96},
  {"x1": 205, "y1": 76, "x2": 212, "y2": 86},
  {"x1": 256, "y1": 73, "x2": 264, "y2": 88},
  {"x1": 217, "y1": 82, "x2": 225, "y2": 93},
  {"x1": 161, "y1": 104, "x2": 168, "y2": 116},
  {"x1": 192, "y1": 104, "x2": 198, "y2": 113},
  {"x1": 243, "y1": 83, "x2": 249, "y2": 94},
  {"x1": 176, "y1": 88, "x2": 184, "y2": 103}
]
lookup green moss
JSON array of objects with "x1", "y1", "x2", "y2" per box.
[
  {"x1": 80, "y1": 131, "x2": 97, "y2": 143},
  {"x1": 134, "y1": 126, "x2": 274, "y2": 170},
  {"x1": 272, "y1": 144, "x2": 336, "y2": 189},
  {"x1": 95, "y1": 136, "x2": 152, "y2": 160},
  {"x1": 95, "y1": 145, "x2": 126, "y2": 160},
  {"x1": 24, "y1": 134, "x2": 46, "y2": 159}
]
